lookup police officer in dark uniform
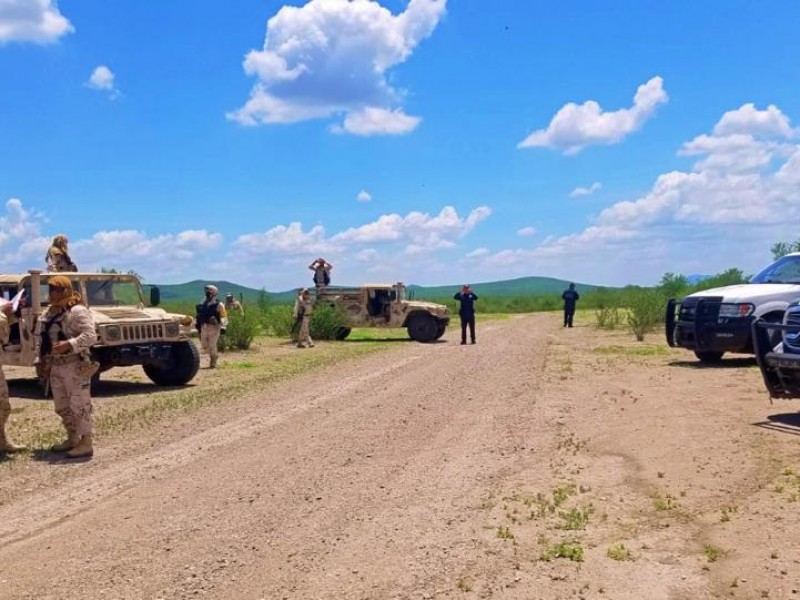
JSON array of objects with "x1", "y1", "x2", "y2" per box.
[
  {"x1": 562, "y1": 283, "x2": 580, "y2": 327},
  {"x1": 454, "y1": 284, "x2": 478, "y2": 345}
]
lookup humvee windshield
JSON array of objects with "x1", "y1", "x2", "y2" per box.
[{"x1": 84, "y1": 279, "x2": 143, "y2": 306}]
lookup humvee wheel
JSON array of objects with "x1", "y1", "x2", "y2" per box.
[
  {"x1": 408, "y1": 314, "x2": 438, "y2": 343},
  {"x1": 143, "y1": 341, "x2": 200, "y2": 386},
  {"x1": 694, "y1": 350, "x2": 724, "y2": 363},
  {"x1": 335, "y1": 327, "x2": 351, "y2": 341},
  {"x1": 434, "y1": 323, "x2": 446, "y2": 340}
]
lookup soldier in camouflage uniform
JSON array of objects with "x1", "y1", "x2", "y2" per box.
[
  {"x1": 35, "y1": 275, "x2": 98, "y2": 459},
  {"x1": 0, "y1": 301, "x2": 25, "y2": 454},
  {"x1": 45, "y1": 234, "x2": 78, "y2": 273},
  {"x1": 293, "y1": 289, "x2": 315, "y2": 348},
  {"x1": 196, "y1": 284, "x2": 227, "y2": 368}
]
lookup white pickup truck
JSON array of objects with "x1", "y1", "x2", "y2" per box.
[{"x1": 666, "y1": 253, "x2": 800, "y2": 362}]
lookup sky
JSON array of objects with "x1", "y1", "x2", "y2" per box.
[{"x1": 1, "y1": 0, "x2": 799, "y2": 291}]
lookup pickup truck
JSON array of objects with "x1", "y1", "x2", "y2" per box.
[{"x1": 666, "y1": 253, "x2": 800, "y2": 362}]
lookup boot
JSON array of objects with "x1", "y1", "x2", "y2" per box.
[
  {"x1": 0, "y1": 430, "x2": 26, "y2": 453},
  {"x1": 51, "y1": 431, "x2": 80, "y2": 453},
  {"x1": 65, "y1": 435, "x2": 93, "y2": 459},
  {"x1": 209, "y1": 357, "x2": 217, "y2": 369}
]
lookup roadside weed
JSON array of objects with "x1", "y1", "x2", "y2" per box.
[
  {"x1": 456, "y1": 578, "x2": 471, "y2": 592},
  {"x1": 607, "y1": 543, "x2": 633, "y2": 561},
  {"x1": 558, "y1": 505, "x2": 593, "y2": 530},
  {"x1": 703, "y1": 544, "x2": 724, "y2": 563},
  {"x1": 653, "y1": 493, "x2": 680, "y2": 511},
  {"x1": 540, "y1": 540, "x2": 584, "y2": 562},
  {"x1": 496, "y1": 526, "x2": 514, "y2": 540}
]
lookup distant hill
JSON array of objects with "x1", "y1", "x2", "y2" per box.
[
  {"x1": 408, "y1": 276, "x2": 600, "y2": 299},
  {"x1": 153, "y1": 276, "x2": 607, "y2": 305}
]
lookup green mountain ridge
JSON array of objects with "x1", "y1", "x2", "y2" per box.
[{"x1": 153, "y1": 276, "x2": 606, "y2": 304}]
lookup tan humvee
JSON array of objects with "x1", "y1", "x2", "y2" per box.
[
  {"x1": 317, "y1": 282, "x2": 449, "y2": 342},
  {"x1": 0, "y1": 270, "x2": 199, "y2": 388}
]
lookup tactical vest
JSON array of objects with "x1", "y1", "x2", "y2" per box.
[
  {"x1": 196, "y1": 300, "x2": 221, "y2": 326},
  {"x1": 40, "y1": 313, "x2": 68, "y2": 357}
]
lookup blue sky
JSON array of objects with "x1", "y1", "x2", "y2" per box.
[{"x1": 1, "y1": 0, "x2": 799, "y2": 291}]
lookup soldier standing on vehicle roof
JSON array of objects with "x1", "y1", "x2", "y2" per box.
[
  {"x1": 196, "y1": 284, "x2": 227, "y2": 369},
  {"x1": 293, "y1": 289, "x2": 315, "y2": 348},
  {"x1": 35, "y1": 275, "x2": 98, "y2": 459},
  {"x1": 0, "y1": 301, "x2": 26, "y2": 454},
  {"x1": 45, "y1": 234, "x2": 78, "y2": 273},
  {"x1": 309, "y1": 258, "x2": 333, "y2": 292}
]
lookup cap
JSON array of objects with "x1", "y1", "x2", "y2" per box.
[{"x1": 204, "y1": 284, "x2": 218, "y2": 294}]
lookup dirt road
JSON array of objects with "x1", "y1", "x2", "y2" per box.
[{"x1": 1, "y1": 315, "x2": 799, "y2": 599}]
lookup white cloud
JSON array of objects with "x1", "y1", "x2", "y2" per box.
[
  {"x1": 518, "y1": 76, "x2": 668, "y2": 154},
  {"x1": 234, "y1": 222, "x2": 331, "y2": 255},
  {"x1": 332, "y1": 206, "x2": 491, "y2": 251},
  {"x1": 0, "y1": 0, "x2": 73, "y2": 44},
  {"x1": 331, "y1": 107, "x2": 420, "y2": 136},
  {"x1": 713, "y1": 103, "x2": 798, "y2": 139},
  {"x1": 569, "y1": 182, "x2": 602, "y2": 198},
  {"x1": 465, "y1": 247, "x2": 489, "y2": 258},
  {"x1": 227, "y1": 0, "x2": 446, "y2": 135},
  {"x1": 355, "y1": 248, "x2": 379, "y2": 262},
  {"x1": 86, "y1": 65, "x2": 121, "y2": 98},
  {"x1": 356, "y1": 190, "x2": 372, "y2": 202},
  {"x1": 517, "y1": 226, "x2": 537, "y2": 237},
  {"x1": 473, "y1": 104, "x2": 800, "y2": 286}
]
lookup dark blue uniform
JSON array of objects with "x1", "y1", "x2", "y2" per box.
[
  {"x1": 562, "y1": 286, "x2": 579, "y2": 327},
  {"x1": 454, "y1": 291, "x2": 478, "y2": 344}
]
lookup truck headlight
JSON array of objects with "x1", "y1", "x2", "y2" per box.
[
  {"x1": 718, "y1": 303, "x2": 754, "y2": 318},
  {"x1": 105, "y1": 325, "x2": 121, "y2": 341},
  {"x1": 165, "y1": 322, "x2": 180, "y2": 337}
]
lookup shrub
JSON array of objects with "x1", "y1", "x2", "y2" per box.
[
  {"x1": 625, "y1": 289, "x2": 665, "y2": 341},
  {"x1": 309, "y1": 303, "x2": 350, "y2": 340},
  {"x1": 260, "y1": 305, "x2": 293, "y2": 338},
  {"x1": 218, "y1": 310, "x2": 259, "y2": 351}
]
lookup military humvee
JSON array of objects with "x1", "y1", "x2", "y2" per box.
[
  {"x1": 317, "y1": 283, "x2": 450, "y2": 342},
  {"x1": 0, "y1": 270, "x2": 199, "y2": 388}
]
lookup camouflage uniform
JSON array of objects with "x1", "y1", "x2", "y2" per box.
[
  {"x1": 293, "y1": 291, "x2": 314, "y2": 348},
  {"x1": 0, "y1": 304, "x2": 25, "y2": 452},
  {"x1": 37, "y1": 304, "x2": 98, "y2": 442},
  {"x1": 196, "y1": 285, "x2": 228, "y2": 368},
  {"x1": 45, "y1": 235, "x2": 78, "y2": 273},
  {"x1": 225, "y1": 295, "x2": 244, "y2": 315}
]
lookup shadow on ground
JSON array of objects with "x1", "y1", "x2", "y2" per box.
[
  {"x1": 8, "y1": 377, "x2": 196, "y2": 401},
  {"x1": 752, "y1": 412, "x2": 800, "y2": 437},
  {"x1": 668, "y1": 357, "x2": 758, "y2": 369}
]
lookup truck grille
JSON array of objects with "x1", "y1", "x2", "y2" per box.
[
  {"x1": 679, "y1": 297, "x2": 723, "y2": 323},
  {"x1": 121, "y1": 323, "x2": 164, "y2": 341}
]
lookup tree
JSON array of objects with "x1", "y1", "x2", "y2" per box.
[
  {"x1": 658, "y1": 272, "x2": 689, "y2": 299},
  {"x1": 771, "y1": 240, "x2": 800, "y2": 260}
]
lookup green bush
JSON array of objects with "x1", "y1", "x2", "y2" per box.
[
  {"x1": 309, "y1": 304, "x2": 349, "y2": 340},
  {"x1": 625, "y1": 289, "x2": 665, "y2": 341},
  {"x1": 260, "y1": 305, "x2": 295, "y2": 337},
  {"x1": 218, "y1": 310, "x2": 259, "y2": 351}
]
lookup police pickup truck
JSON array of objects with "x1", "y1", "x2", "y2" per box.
[{"x1": 666, "y1": 253, "x2": 800, "y2": 362}]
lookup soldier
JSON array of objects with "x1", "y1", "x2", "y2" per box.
[
  {"x1": 45, "y1": 234, "x2": 78, "y2": 272},
  {"x1": 195, "y1": 284, "x2": 227, "y2": 368},
  {"x1": 35, "y1": 275, "x2": 98, "y2": 459},
  {"x1": 293, "y1": 288, "x2": 315, "y2": 348},
  {"x1": 0, "y1": 301, "x2": 26, "y2": 454},
  {"x1": 308, "y1": 257, "x2": 333, "y2": 291},
  {"x1": 225, "y1": 293, "x2": 244, "y2": 315},
  {"x1": 562, "y1": 283, "x2": 580, "y2": 328},
  {"x1": 454, "y1": 284, "x2": 478, "y2": 345}
]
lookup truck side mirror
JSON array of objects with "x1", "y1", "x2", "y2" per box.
[{"x1": 149, "y1": 286, "x2": 160, "y2": 307}]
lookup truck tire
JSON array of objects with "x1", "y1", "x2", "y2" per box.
[
  {"x1": 143, "y1": 341, "x2": 200, "y2": 386},
  {"x1": 434, "y1": 323, "x2": 447, "y2": 340},
  {"x1": 408, "y1": 314, "x2": 438, "y2": 343},
  {"x1": 335, "y1": 327, "x2": 351, "y2": 340},
  {"x1": 694, "y1": 350, "x2": 724, "y2": 363}
]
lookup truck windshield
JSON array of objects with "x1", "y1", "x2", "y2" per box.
[
  {"x1": 751, "y1": 255, "x2": 800, "y2": 284},
  {"x1": 85, "y1": 279, "x2": 144, "y2": 306}
]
